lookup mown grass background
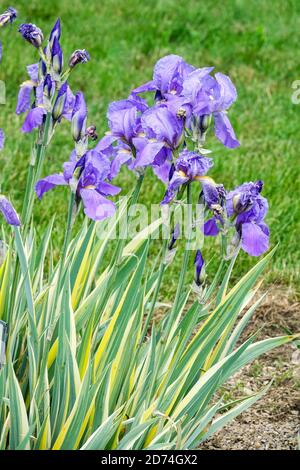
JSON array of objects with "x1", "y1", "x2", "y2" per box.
[{"x1": 0, "y1": 0, "x2": 299, "y2": 296}]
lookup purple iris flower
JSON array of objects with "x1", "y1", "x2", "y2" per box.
[
  {"x1": 0, "y1": 129, "x2": 4, "y2": 150},
  {"x1": 106, "y1": 95, "x2": 147, "y2": 144},
  {"x1": 0, "y1": 7, "x2": 17, "y2": 28},
  {"x1": 0, "y1": 195, "x2": 20, "y2": 226},
  {"x1": 161, "y1": 149, "x2": 213, "y2": 204},
  {"x1": 36, "y1": 150, "x2": 121, "y2": 221},
  {"x1": 95, "y1": 95, "x2": 148, "y2": 178},
  {"x1": 225, "y1": 180, "x2": 269, "y2": 257},
  {"x1": 68, "y1": 49, "x2": 90, "y2": 68},
  {"x1": 18, "y1": 23, "x2": 44, "y2": 48},
  {"x1": 51, "y1": 37, "x2": 63, "y2": 74},
  {"x1": 132, "y1": 103, "x2": 185, "y2": 182},
  {"x1": 71, "y1": 92, "x2": 87, "y2": 142},
  {"x1": 201, "y1": 180, "x2": 226, "y2": 236},
  {"x1": 194, "y1": 250, "x2": 205, "y2": 286},
  {"x1": 182, "y1": 69, "x2": 239, "y2": 148},
  {"x1": 16, "y1": 63, "x2": 39, "y2": 115},
  {"x1": 16, "y1": 65, "x2": 68, "y2": 132},
  {"x1": 133, "y1": 54, "x2": 194, "y2": 96}
]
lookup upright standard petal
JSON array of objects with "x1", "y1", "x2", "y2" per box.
[
  {"x1": 153, "y1": 55, "x2": 194, "y2": 95},
  {"x1": 141, "y1": 105, "x2": 183, "y2": 148}
]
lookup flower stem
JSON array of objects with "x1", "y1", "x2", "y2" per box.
[
  {"x1": 114, "y1": 173, "x2": 144, "y2": 266},
  {"x1": 50, "y1": 191, "x2": 75, "y2": 322},
  {"x1": 22, "y1": 112, "x2": 52, "y2": 227},
  {"x1": 61, "y1": 191, "x2": 76, "y2": 268},
  {"x1": 140, "y1": 237, "x2": 168, "y2": 342},
  {"x1": 165, "y1": 183, "x2": 193, "y2": 334}
]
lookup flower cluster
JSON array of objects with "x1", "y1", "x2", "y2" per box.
[
  {"x1": 16, "y1": 18, "x2": 90, "y2": 133},
  {"x1": 94, "y1": 54, "x2": 269, "y2": 266},
  {"x1": 96, "y1": 55, "x2": 239, "y2": 183},
  {"x1": 36, "y1": 92, "x2": 121, "y2": 221},
  {"x1": 4, "y1": 40, "x2": 271, "y2": 264}
]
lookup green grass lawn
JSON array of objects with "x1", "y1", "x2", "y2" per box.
[{"x1": 0, "y1": 0, "x2": 299, "y2": 296}]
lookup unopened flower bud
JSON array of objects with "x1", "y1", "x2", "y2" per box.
[
  {"x1": 49, "y1": 18, "x2": 61, "y2": 48},
  {"x1": 71, "y1": 92, "x2": 87, "y2": 142},
  {"x1": 18, "y1": 23, "x2": 44, "y2": 48},
  {"x1": 191, "y1": 114, "x2": 212, "y2": 145},
  {"x1": 199, "y1": 114, "x2": 211, "y2": 133},
  {"x1": 68, "y1": 49, "x2": 90, "y2": 68},
  {"x1": 43, "y1": 74, "x2": 54, "y2": 99},
  {"x1": 0, "y1": 7, "x2": 17, "y2": 28},
  {"x1": 194, "y1": 249, "x2": 205, "y2": 286},
  {"x1": 51, "y1": 37, "x2": 63, "y2": 74},
  {"x1": 168, "y1": 223, "x2": 180, "y2": 251},
  {"x1": 52, "y1": 82, "x2": 68, "y2": 121},
  {"x1": 85, "y1": 125, "x2": 98, "y2": 141}
]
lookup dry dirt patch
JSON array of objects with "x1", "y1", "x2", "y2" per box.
[{"x1": 200, "y1": 287, "x2": 300, "y2": 450}]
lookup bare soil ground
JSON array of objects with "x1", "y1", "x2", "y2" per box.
[{"x1": 201, "y1": 288, "x2": 300, "y2": 450}]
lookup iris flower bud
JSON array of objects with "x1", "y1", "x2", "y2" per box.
[
  {"x1": 168, "y1": 223, "x2": 180, "y2": 251},
  {"x1": 85, "y1": 125, "x2": 98, "y2": 141},
  {"x1": 0, "y1": 6, "x2": 17, "y2": 27},
  {"x1": 52, "y1": 82, "x2": 68, "y2": 121},
  {"x1": 191, "y1": 114, "x2": 212, "y2": 145},
  {"x1": 71, "y1": 92, "x2": 87, "y2": 142},
  {"x1": 51, "y1": 37, "x2": 63, "y2": 74},
  {"x1": 18, "y1": 23, "x2": 44, "y2": 48},
  {"x1": 164, "y1": 223, "x2": 180, "y2": 264},
  {"x1": 43, "y1": 74, "x2": 54, "y2": 99},
  {"x1": 0, "y1": 320, "x2": 8, "y2": 369},
  {"x1": 194, "y1": 249, "x2": 205, "y2": 286},
  {"x1": 49, "y1": 18, "x2": 61, "y2": 48},
  {"x1": 68, "y1": 49, "x2": 90, "y2": 68}
]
